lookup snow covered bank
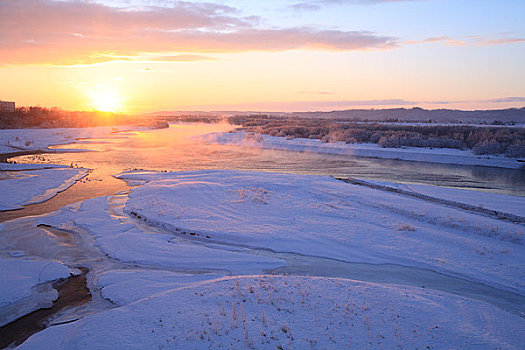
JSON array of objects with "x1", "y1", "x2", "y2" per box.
[
  {"x1": 96, "y1": 269, "x2": 223, "y2": 306},
  {"x1": 0, "y1": 126, "x2": 137, "y2": 213},
  {"x1": 0, "y1": 167, "x2": 88, "y2": 211},
  {"x1": 37, "y1": 194, "x2": 285, "y2": 274},
  {"x1": 19, "y1": 275, "x2": 525, "y2": 349},
  {"x1": 196, "y1": 132, "x2": 525, "y2": 169},
  {"x1": 0, "y1": 258, "x2": 72, "y2": 326},
  {"x1": 0, "y1": 126, "x2": 140, "y2": 154},
  {"x1": 0, "y1": 163, "x2": 67, "y2": 171},
  {"x1": 1, "y1": 168, "x2": 524, "y2": 348},
  {"x1": 116, "y1": 170, "x2": 525, "y2": 294},
  {"x1": 352, "y1": 179, "x2": 525, "y2": 218}
]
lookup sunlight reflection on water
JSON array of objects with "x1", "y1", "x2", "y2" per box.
[{"x1": 18, "y1": 123, "x2": 525, "y2": 196}]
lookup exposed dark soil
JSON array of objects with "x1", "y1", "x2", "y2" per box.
[
  {"x1": 0, "y1": 268, "x2": 91, "y2": 349},
  {"x1": 0, "y1": 150, "x2": 44, "y2": 163}
]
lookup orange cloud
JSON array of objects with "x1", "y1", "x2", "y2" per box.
[{"x1": 0, "y1": 0, "x2": 397, "y2": 65}]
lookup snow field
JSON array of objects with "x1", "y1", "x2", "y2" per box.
[
  {"x1": 1, "y1": 164, "x2": 524, "y2": 349},
  {"x1": 18, "y1": 276, "x2": 525, "y2": 349},
  {"x1": 37, "y1": 194, "x2": 285, "y2": 274},
  {"x1": 354, "y1": 179, "x2": 525, "y2": 218},
  {"x1": 116, "y1": 170, "x2": 525, "y2": 295}
]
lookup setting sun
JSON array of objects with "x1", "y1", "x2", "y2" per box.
[{"x1": 88, "y1": 88, "x2": 123, "y2": 112}]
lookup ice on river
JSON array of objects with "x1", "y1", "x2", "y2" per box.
[
  {"x1": 116, "y1": 170, "x2": 525, "y2": 295},
  {"x1": 2, "y1": 169, "x2": 524, "y2": 349},
  {"x1": 0, "y1": 126, "x2": 141, "y2": 154},
  {"x1": 0, "y1": 258, "x2": 72, "y2": 326},
  {"x1": 0, "y1": 167, "x2": 88, "y2": 211},
  {"x1": 37, "y1": 194, "x2": 285, "y2": 274}
]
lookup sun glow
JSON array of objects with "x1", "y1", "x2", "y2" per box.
[{"x1": 88, "y1": 87, "x2": 123, "y2": 112}]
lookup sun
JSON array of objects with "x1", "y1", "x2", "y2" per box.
[{"x1": 88, "y1": 88, "x2": 123, "y2": 112}]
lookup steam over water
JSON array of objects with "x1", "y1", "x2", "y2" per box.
[{"x1": 17, "y1": 123, "x2": 525, "y2": 196}]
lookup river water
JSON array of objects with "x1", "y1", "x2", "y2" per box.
[{"x1": 14, "y1": 122, "x2": 525, "y2": 196}]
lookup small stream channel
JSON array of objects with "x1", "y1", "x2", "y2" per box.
[
  {"x1": 0, "y1": 268, "x2": 91, "y2": 348},
  {"x1": 0, "y1": 167, "x2": 130, "y2": 223}
]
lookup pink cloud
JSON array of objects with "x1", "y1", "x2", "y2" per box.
[
  {"x1": 291, "y1": 0, "x2": 419, "y2": 11},
  {"x1": 477, "y1": 37, "x2": 525, "y2": 46},
  {"x1": 0, "y1": 0, "x2": 397, "y2": 65},
  {"x1": 405, "y1": 35, "x2": 525, "y2": 47}
]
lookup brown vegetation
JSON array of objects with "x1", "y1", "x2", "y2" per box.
[
  {"x1": 0, "y1": 107, "x2": 224, "y2": 129},
  {"x1": 229, "y1": 115, "x2": 525, "y2": 158},
  {"x1": 0, "y1": 107, "x2": 135, "y2": 128}
]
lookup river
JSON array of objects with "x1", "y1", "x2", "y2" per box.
[
  {"x1": 2, "y1": 122, "x2": 524, "y2": 345},
  {"x1": 12, "y1": 122, "x2": 524, "y2": 196}
]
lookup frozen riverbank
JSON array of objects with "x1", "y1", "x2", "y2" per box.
[
  {"x1": 0, "y1": 167, "x2": 88, "y2": 211},
  {"x1": 197, "y1": 132, "x2": 525, "y2": 169},
  {"x1": 18, "y1": 275, "x2": 525, "y2": 349},
  {"x1": 0, "y1": 258, "x2": 73, "y2": 327},
  {"x1": 1, "y1": 166, "x2": 524, "y2": 348},
  {"x1": 348, "y1": 178, "x2": 525, "y2": 219},
  {"x1": 116, "y1": 170, "x2": 525, "y2": 295},
  {"x1": 0, "y1": 126, "x2": 142, "y2": 154}
]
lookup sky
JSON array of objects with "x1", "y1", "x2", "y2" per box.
[{"x1": 0, "y1": 0, "x2": 524, "y2": 113}]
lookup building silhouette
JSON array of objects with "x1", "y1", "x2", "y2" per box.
[{"x1": 0, "y1": 100, "x2": 16, "y2": 112}]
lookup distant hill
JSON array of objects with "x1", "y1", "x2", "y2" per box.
[
  {"x1": 148, "y1": 107, "x2": 525, "y2": 124},
  {"x1": 287, "y1": 107, "x2": 525, "y2": 123}
]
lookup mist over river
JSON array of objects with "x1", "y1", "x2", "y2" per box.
[{"x1": 15, "y1": 122, "x2": 525, "y2": 196}]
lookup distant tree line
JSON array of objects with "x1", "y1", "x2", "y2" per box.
[
  {"x1": 0, "y1": 107, "x2": 132, "y2": 128},
  {"x1": 158, "y1": 114, "x2": 226, "y2": 124},
  {"x1": 228, "y1": 115, "x2": 525, "y2": 158},
  {"x1": 0, "y1": 107, "x2": 228, "y2": 129},
  {"x1": 0, "y1": 107, "x2": 178, "y2": 129}
]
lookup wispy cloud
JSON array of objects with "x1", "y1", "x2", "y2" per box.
[
  {"x1": 290, "y1": 0, "x2": 418, "y2": 11},
  {"x1": 52, "y1": 53, "x2": 216, "y2": 67},
  {"x1": 180, "y1": 97, "x2": 525, "y2": 112},
  {"x1": 314, "y1": 98, "x2": 415, "y2": 106},
  {"x1": 406, "y1": 35, "x2": 525, "y2": 47},
  {"x1": 476, "y1": 37, "x2": 525, "y2": 46},
  {"x1": 141, "y1": 54, "x2": 216, "y2": 62},
  {"x1": 0, "y1": 0, "x2": 397, "y2": 65},
  {"x1": 486, "y1": 97, "x2": 525, "y2": 103},
  {"x1": 419, "y1": 97, "x2": 525, "y2": 105},
  {"x1": 189, "y1": 99, "x2": 417, "y2": 111},
  {"x1": 297, "y1": 91, "x2": 335, "y2": 95}
]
